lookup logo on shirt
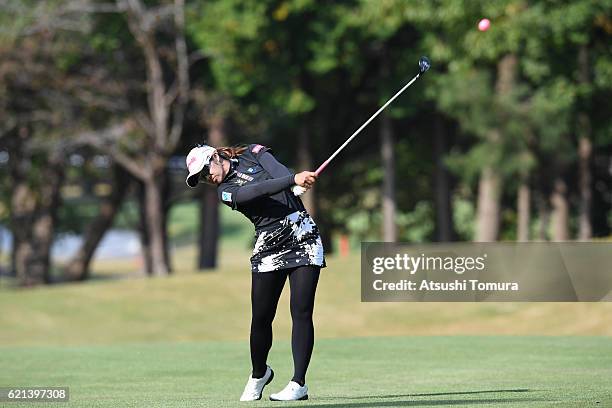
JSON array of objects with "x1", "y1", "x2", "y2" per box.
[
  {"x1": 236, "y1": 172, "x2": 254, "y2": 182},
  {"x1": 221, "y1": 191, "x2": 232, "y2": 202},
  {"x1": 248, "y1": 167, "x2": 254, "y2": 173}
]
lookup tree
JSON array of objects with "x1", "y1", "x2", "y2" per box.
[
  {"x1": 0, "y1": 7, "x2": 102, "y2": 284},
  {"x1": 71, "y1": 0, "x2": 190, "y2": 275}
]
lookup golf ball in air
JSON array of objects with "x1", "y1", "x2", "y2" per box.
[{"x1": 478, "y1": 18, "x2": 490, "y2": 31}]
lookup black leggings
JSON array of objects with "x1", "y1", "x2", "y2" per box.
[{"x1": 250, "y1": 265, "x2": 321, "y2": 385}]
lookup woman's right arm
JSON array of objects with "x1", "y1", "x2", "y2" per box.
[
  {"x1": 218, "y1": 172, "x2": 316, "y2": 209},
  {"x1": 235, "y1": 175, "x2": 295, "y2": 203}
]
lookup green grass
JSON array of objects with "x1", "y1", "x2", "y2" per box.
[
  {"x1": 1, "y1": 203, "x2": 612, "y2": 406},
  {"x1": 1, "y1": 336, "x2": 611, "y2": 407},
  {"x1": 1, "y1": 246, "x2": 612, "y2": 346}
]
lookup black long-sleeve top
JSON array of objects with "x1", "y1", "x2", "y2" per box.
[{"x1": 217, "y1": 144, "x2": 306, "y2": 229}]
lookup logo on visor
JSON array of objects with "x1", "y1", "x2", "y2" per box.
[{"x1": 187, "y1": 156, "x2": 198, "y2": 171}]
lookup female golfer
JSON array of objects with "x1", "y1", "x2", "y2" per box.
[{"x1": 185, "y1": 143, "x2": 326, "y2": 401}]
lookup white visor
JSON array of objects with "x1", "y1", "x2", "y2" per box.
[{"x1": 185, "y1": 145, "x2": 216, "y2": 188}]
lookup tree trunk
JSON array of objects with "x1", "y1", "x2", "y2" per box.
[
  {"x1": 10, "y1": 128, "x2": 37, "y2": 284},
  {"x1": 198, "y1": 115, "x2": 225, "y2": 270},
  {"x1": 433, "y1": 117, "x2": 454, "y2": 241},
  {"x1": 298, "y1": 124, "x2": 316, "y2": 216},
  {"x1": 161, "y1": 168, "x2": 172, "y2": 273},
  {"x1": 550, "y1": 178, "x2": 569, "y2": 241},
  {"x1": 474, "y1": 54, "x2": 517, "y2": 242},
  {"x1": 517, "y1": 180, "x2": 530, "y2": 242},
  {"x1": 577, "y1": 45, "x2": 592, "y2": 241},
  {"x1": 137, "y1": 180, "x2": 153, "y2": 275},
  {"x1": 299, "y1": 114, "x2": 332, "y2": 253},
  {"x1": 380, "y1": 111, "x2": 396, "y2": 242},
  {"x1": 199, "y1": 184, "x2": 219, "y2": 270},
  {"x1": 536, "y1": 192, "x2": 549, "y2": 241},
  {"x1": 12, "y1": 182, "x2": 39, "y2": 285},
  {"x1": 64, "y1": 164, "x2": 131, "y2": 281},
  {"x1": 12, "y1": 171, "x2": 63, "y2": 286},
  {"x1": 475, "y1": 166, "x2": 501, "y2": 242},
  {"x1": 9, "y1": 127, "x2": 63, "y2": 286},
  {"x1": 144, "y1": 175, "x2": 169, "y2": 276},
  {"x1": 577, "y1": 133, "x2": 592, "y2": 240},
  {"x1": 33, "y1": 160, "x2": 63, "y2": 283}
]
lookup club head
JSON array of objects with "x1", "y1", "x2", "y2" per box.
[{"x1": 419, "y1": 56, "x2": 431, "y2": 74}]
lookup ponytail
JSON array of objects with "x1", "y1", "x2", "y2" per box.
[{"x1": 216, "y1": 145, "x2": 248, "y2": 160}]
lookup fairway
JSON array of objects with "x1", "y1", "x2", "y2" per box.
[
  {"x1": 2, "y1": 247, "x2": 611, "y2": 407},
  {"x1": 1, "y1": 336, "x2": 610, "y2": 407}
]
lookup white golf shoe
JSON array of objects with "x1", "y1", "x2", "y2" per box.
[
  {"x1": 239, "y1": 365, "x2": 274, "y2": 401},
  {"x1": 269, "y1": 380, "x2": 309, "y2": 401}
]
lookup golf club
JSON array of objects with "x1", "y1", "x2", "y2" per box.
[{"x1": 293, "y1": 56, "x2": 431, "y2": 196}]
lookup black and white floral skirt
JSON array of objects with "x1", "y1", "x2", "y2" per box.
[{"x1": 250, "y1": 210, "x2": 327, "y2": 273}]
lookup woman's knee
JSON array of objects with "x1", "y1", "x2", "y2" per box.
[
  {"x1": 290, "y1": 301, "x2": 313, "y2": 322},
  {"x1": 251, "y1": 306, "x2": 276, "y2": 327}
]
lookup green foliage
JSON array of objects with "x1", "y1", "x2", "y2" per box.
[
  {"x1": 452, "y1": 195, "x2": 476, "y2": 241},
  {"x1": 4, "y1": 0, "x2": 612, "y2": 248},
  {"x1": 396, "y1": 201, "x2": 435, "y2": 242},
  {"x1": 56, "y1": 201, "x2": 103, "y2": 235},
  {"x1": 189, "y1": 0, "x2": 323, "y2": 114},
  {"x1": 334, "y1": 200, "x2": 434, "y2": 243}
]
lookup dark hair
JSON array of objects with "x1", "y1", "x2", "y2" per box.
[{"x1": 216, "y1": 145, "x2": 248, "y2": 160}]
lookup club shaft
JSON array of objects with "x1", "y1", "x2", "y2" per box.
[{"x1": 315, "y1": 71, "x2": 421, "y2": 175}]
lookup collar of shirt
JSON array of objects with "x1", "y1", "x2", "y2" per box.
[{"x1": 221, "y1": 158, "x2": 239, "y2": 183}]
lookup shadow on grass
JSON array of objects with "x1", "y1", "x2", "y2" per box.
[
  {"x1": 261, "y1": 399, "x2": 546, "y2": 407},
  {"x1": 86, "y1": 271, "x2": 144, "y2": 281},
  {"x1": 260, "y1": 389, "x2": 546, "y2": 407},
  {"x1": 321, "y1": 389, "x2": 532, "y2": 400}
]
